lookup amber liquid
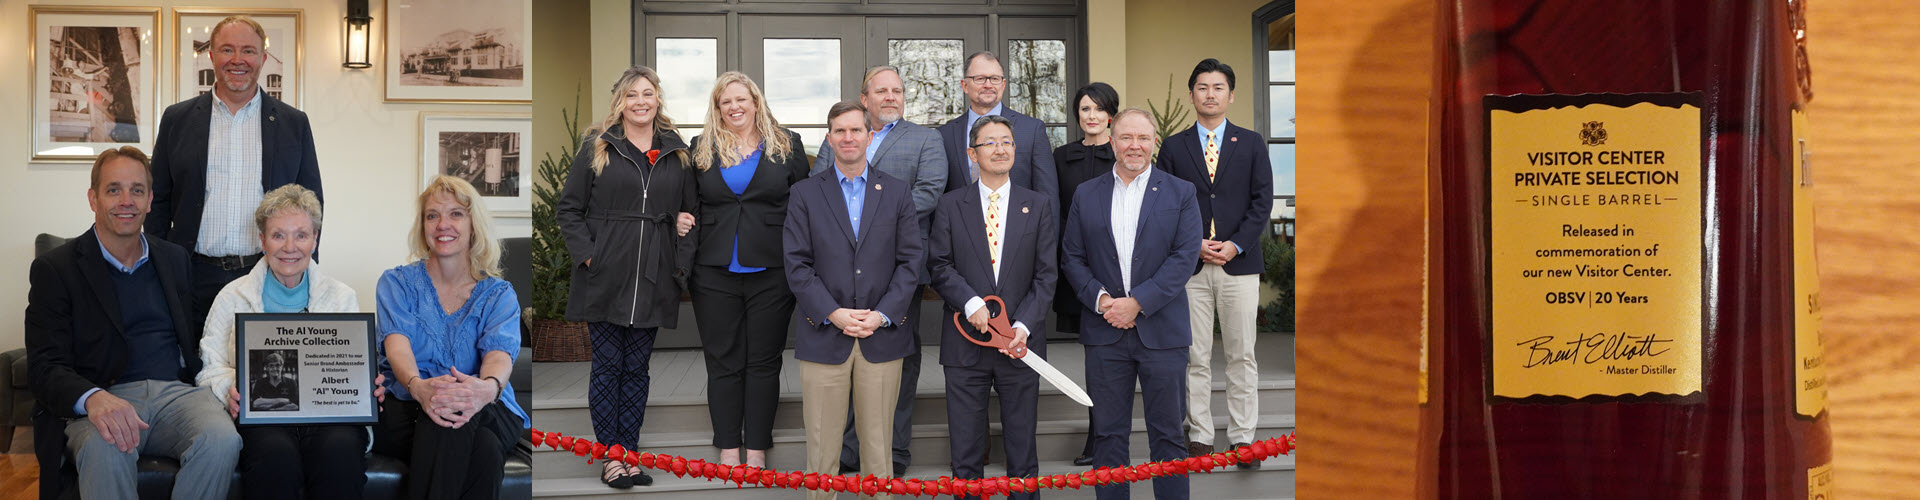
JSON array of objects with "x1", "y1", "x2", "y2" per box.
[{"x1": 1422, "y1": 1, "x2": 1829, "y2": 498}]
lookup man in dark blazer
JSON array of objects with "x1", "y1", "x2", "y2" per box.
[
  {"x1": 27, "y1": 147, "x2": 241, "y2": 500},
  {"x1": 1061, "y1": 109, "x2": 1202, "y2": 500},
  {"x1": 1153, "y1": 58, "x2": 1274, "y2": 464},
  {"x1": 146, "y1": 16, "x2": 322, "y2": 325},
  {"x1": 784, "y1": 101, "x2": 925, "y2": 498},
  {"x1": 814, "y1": 66, "x2": 948, "y2": 475},
  {"x1": 938, "y1": 51, "x2": 1058, "y2": 209},
  {"x1": 927, "y1": 115, "x2": 1057, "y2": 499}
]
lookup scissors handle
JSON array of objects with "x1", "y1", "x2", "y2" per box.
[{"x1": 952, "y1": 296, "x2": 1022, "y2": 354}]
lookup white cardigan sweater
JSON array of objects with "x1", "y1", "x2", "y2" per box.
[{"x1": 197, "y1": 260, "x2": 360, "y2": 406}]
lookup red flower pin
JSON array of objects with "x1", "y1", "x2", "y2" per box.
[{"x1": 646, "y1": 149, "x2": 661, "y2": 165}]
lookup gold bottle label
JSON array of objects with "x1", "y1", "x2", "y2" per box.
[
  {"x1": 1793, "y1": 109, "x2": 1827, "y2": 419},
  {"x1": 1486, "y1": 93, "x2": 1704, "y2": 401},
  {"x1": 1808, "y1": 461, "x2": 1834, "y2": 500}
]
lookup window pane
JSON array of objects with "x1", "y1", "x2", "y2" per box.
[
  {"x1": 790, "y1": 127, "x2": 828, "y2": 159},
  {"x1": 1268, "y1": 142, "x2": 1295, "y2": 198},
  {"x1": 1269, "y1": 84, "x2": 1295, "y2": 139},
  {"x1": 1008, "y1": 40, "x2": 1067, "y2": 123},
  {"x1": 656, "y1": 38, "x2": 718, "y2": 126},
  {"x1": 1269, "y1": 49, "x2": 1295, "y2": 83},
  {"x1": 764, "y1": 39, "x2": 841, "y2": 125},
  {"x1": 1046, "y1": 126, "x2": 1066, "y2": 151},
  {"x1": 888, "y1": 39, "x2": 965, "y2": 127}
]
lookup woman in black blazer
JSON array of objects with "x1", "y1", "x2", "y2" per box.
[
  {"x1": 686, "y1": 71, "x2": 811, "y2": 469},
  {"x1": 1052, "y1": 81, "x2": 1121, "y2": 466}
]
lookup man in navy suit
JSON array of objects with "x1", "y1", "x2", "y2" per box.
[
  {"x1": 146, "y1": 16, "x2": 322, "y2": 325},
  {"x1": 1062, "y1": 108, "x2": 1202, "y2": 500},
  {"x1": 938, "y1": 51, "x2": 1058, "y2": 206},
  {"x1": 815, "y1": 66, "x2": 948, "y2": 476},
  {"x1": 785, "y1": 100, "x2": 925, "y2": 499},
  {"x1": 927, "y1": 115, "x2": 1057, "y2": 499},
  {"x1": 1154, "y1": 58, "x2": 1274, "y2": 464}
]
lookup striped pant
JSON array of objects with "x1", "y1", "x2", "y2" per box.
[{"x1": 589, "y1": 322, "x2": 658, "y2": 450}]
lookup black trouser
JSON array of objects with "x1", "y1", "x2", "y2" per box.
[
  {"x1": 239, "y1": 424, "x2": 369, "y2": 499},
  {"x1": 945, "y1": 354, "x2": 1041, "y2": 500},
  {"x1": 689, "y1": 265, "x2": 795, "y2": 450},
  {"x1": 841, "y1": 284, "x2": 923, "y2": 470},
  {"x1": 372, "y1": 398, "x2": 520, "y2": 500},
  {"x1": 190, "y1": 255, "x2": 254, "y2": 325},
  {"x1": 589, "y1": 322, "x2": 656, "y2": 450}
]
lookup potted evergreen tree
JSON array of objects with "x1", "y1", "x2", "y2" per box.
[{"x1": 531, "y1": 94, "x2": 591, "y2": 361}]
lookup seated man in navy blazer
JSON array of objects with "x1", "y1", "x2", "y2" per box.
[
  {"x1": 927, "y1": 115, "x2": 1058, "y2": 500},
  {"x1": 784, "y1": 100, "x2": 925, "y2": 500},
  {"x1": 147, "y1": 15, "x2": 323, "y2": 325},
  {"x1": 26, "y1": 147, "x2": 242, "y2": 500},
  {"x1": 1061, "y1": 108, "x2": 1202, "y2": 500}
]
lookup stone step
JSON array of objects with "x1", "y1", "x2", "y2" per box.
[
  {"x1": 534, "y1": 414, "x2": 1294, "y2": 480},
  {"x1": 532, "y1": 378, "x2": 1294, "y2": 438},
  {"x1": 532, "y1": 457, "x2": 1294, "y2": 499}
]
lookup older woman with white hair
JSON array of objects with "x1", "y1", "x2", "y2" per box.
[{"x1": 198, "y1": 183, "x2": 380, "y2": 498}]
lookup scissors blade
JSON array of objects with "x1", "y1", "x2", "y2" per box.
[{"x1": 1019, "y1": 353, "x2": 1094, "y2": 407}]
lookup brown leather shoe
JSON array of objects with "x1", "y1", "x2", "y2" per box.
[
  {"x1": 1187, "y1": 441, "x2": 1214, "y2": 457},
  {"x1": 1232, "y1": 442, "x2": 1261, "y2": 470}
]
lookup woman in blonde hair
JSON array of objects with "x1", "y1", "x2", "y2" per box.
[
  {"x1": 555, "y1": 65, "x2": 697, "y2": 488},
  {"x1": 687, "y1": 71, "x2": 810, "y2": 469},
  {"x1": 374, "y1": 175, "x2": 528, "y2": 499}
]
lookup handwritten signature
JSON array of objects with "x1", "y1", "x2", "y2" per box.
[{"x1": 1517, "y1": 332, "x2": 1674, "y2": 368}]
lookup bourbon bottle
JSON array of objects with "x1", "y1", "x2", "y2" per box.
[{"x1": 1420, "y1": 1, "x2": 1830, "y2": 498}]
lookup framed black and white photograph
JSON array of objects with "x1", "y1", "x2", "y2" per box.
[
  {"x1": 384, "y1": 0, "x2": 532, "y2": 103},
  {"x1": 29, "y1": 6, "x2": 162, "y2": 163},
  {"x1": 234, "y1": 313, "x2": 379, "y2": 425},
  {"x1": 420, "y1": 113, "x2": 532, "y2": 216},
  {"x1": 174, "y1": 8, "x2": 303, "y2": 107}
]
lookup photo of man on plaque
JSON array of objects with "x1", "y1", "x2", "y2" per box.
[{"x1": 248, "y1": 349, "x2": 300, "y2": 411}]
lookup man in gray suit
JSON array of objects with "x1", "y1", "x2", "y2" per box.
[{"x1": 813, "y1": 65, "x2": 946, "y2": 476}]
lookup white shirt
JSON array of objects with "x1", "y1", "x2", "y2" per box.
[
  {"x1": 1109, "y1": 166, "x2": 1153, "y2": 296},
  {"x1": 962, "y1": 180, "x2": 1029, "y2": 337},
  {"x1": 197, "y1": 90, "x2": 265, "y2": 257}
]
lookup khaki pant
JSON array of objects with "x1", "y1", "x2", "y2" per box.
[
  {"x1": 1184, "y1": 263, "x2": 1261, "y2": 445},
  {"x1": 801, "y1": 342, "x2": 903, "y2": 500}
]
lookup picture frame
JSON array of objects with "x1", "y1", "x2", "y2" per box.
[
  {"x1": 29, "y1": 5, "x2": 163, "y2": 163},
  {"x1": 420, "y1": 113, "x2": 532, "y2": 217},
  {"x1": 384, "y1": 0, "x2": 532, "y2": 103},
  {"x1": 233, "y1": 313, "x2": 380, "y2": 426},
  {"x1": 173, "y1": 8, "x2": 303, "y2": 108}
]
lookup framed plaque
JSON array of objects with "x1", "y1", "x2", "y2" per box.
[{"x1": 234, "y1": 312, "x2": 379, "y2": 425}]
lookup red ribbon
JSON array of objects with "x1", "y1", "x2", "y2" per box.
[{"x1": 529, "y1": 427, "x2": 1295, "y2": 497}]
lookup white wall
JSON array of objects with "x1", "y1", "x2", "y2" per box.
[{"x1": 1, "y1": 0, "x2": 531, "y2": 352}]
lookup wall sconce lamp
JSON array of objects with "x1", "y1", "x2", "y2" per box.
[{"x1": 343, "y1": 0, "x2": 373, "y2": 69}]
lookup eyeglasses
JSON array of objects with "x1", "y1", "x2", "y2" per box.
[
  {"x1": 964, "y1": 75, "x2": 1006, "y2": 85},
  {"x1": 971, "y1": 140, "x2": 1015, "y2": 150}
]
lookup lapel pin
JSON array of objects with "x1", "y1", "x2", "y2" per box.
[
  {"x1": 269, "y1": 116, "x2": 276, "y2": 122},
  {"x1": 874, "y1": 184, "x2": 883, "y2": 191},
  {"x1": 1152, "y1": 186, "x2": 1158, "y2": 191},
  {"x1": 1021, "y1": 206, "x2": 1029, "y2": 214},
  {"x1": 1230, "y1": 136, "x2": 1236, "y2": 142}
]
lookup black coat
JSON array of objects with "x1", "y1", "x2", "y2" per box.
[
  {"x1": 1051, "y1": 140, "x2": 1113, "y2": 322},
  {"x1": 556, "y1": 125, "x2": 697, "y2": 328},
  {"x1": 689, "y1": 129, "x2": 812, "y2": 269},
  {"x1": 26, "y1": 229, "x2": 202, "y2": 499}
]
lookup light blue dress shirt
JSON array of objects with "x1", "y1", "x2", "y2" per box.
[{"x1": 375, "y1": 261, "x2": 529, "y2": 428}]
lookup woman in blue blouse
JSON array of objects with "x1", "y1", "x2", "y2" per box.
[{"x1": 373, "y1": 175, "x2": 527, "y2": 500}]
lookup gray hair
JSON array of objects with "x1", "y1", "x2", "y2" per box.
[
  {"x1": 255, "y1": 184, "x2": 323, "y2": 235},
  {"x1": 969, "y1": 114, "x2": 1014, "y2": 146}
]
